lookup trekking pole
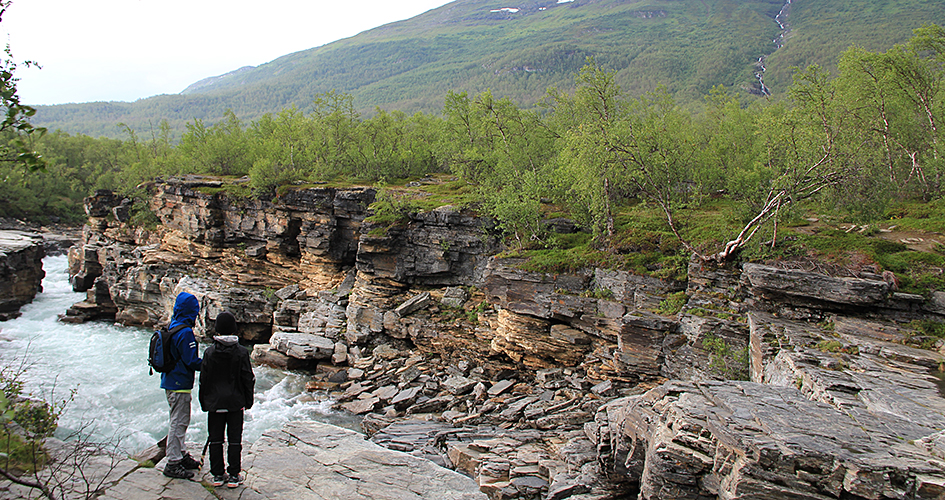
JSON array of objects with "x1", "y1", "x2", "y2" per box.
[{"x1": 200, "y1": 435, "x2": 210, "y2": 469}]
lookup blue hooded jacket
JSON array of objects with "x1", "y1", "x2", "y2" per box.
[{"x1": 160, "y1": 292, "x2": 202, "y2": 390}]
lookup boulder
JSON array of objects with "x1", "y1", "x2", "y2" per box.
[{"x1": 269, "y1": 332, "x2": 335, "y2": 360}]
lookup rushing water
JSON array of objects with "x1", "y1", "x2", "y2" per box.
[
  {"x1": 754, "y1": 0, "x2": 792, "y2": 96},
  {"x1": 0, "y1": 255, "x2": 359, "y2": 454}
]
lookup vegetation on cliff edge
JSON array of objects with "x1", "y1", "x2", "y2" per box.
[{"x1": 1, "y1": 26, "x2": 944, "y2": 294}]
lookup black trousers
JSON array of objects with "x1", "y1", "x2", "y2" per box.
[{"x1": 207, "y1": 410, "x2": 244, "y2": 477}]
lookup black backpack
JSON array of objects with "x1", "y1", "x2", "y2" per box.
[{"x1": 148, "y1": 324, "x2": 187, "y2": 375}]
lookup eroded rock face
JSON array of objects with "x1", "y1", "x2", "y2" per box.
[
  {"x1": 65, "y1": 183, "x2": 945, "y2": 500},
  {"x1": 0, "y1": 231, "x2": 45, "y2": 321},
  {"x1": 66, "y1": 181, "x2": 375, "y2": 330}
]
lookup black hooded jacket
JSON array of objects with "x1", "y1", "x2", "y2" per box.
[{"x1": 199, "y1": 336, "x2": 255, "y2": 412}]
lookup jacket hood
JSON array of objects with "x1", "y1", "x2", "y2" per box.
[
  {"x1": 171, "y1": 292, "x2": 200, "y2": 327},
  {"x1": 213, "y1": 335, "x2": 240, "y2": 346}
]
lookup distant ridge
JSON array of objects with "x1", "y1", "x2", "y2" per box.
[
  {"x1": 182, "y1": 66, "x2": 257, "y2": 94},
  {"x1": 31, "y1": 0, "x2": 945, "y2": 139}
]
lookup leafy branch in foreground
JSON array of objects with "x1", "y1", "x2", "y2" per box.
[
  {"x1": 0, "y1": 347, "x2": 123, "y2": 500},
  {"x1": 0, "y1": 1, "x2": 45, "y2": 172}
]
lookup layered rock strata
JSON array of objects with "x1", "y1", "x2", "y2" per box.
[
  {"x1": 67, "y1": 181, "x2": 945, "y2": 500},
  {"x1": 0, "y1": 231, "x2": 46, "y2": 321}
]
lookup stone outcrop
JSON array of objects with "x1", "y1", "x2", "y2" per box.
[
  {"x1": 0, "y1": 231, "x2": 45, "y2": 321},
  {"x1": 586, "y1": 262, "x2": 945, "y2": 499},
  {"x1": 65, "y1": 181, "x2": 945, "y2": 499},
  {"x1": 0, "y1": 421, "x2": 485, "y2": 500},
  {"x1": 595, "y1": 380, "x2": 945, "y2": 500},
  {"x1": 245, "y1": 420, "x2": 486, "y2": 499}
]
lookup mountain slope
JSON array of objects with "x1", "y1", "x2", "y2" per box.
[{"x1": 31, "y1": 0, "x2": 945, "y2": 139}]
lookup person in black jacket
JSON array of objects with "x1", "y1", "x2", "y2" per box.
[{"x1": 199, "y1": 311, "x2": 255, "y2": 488}]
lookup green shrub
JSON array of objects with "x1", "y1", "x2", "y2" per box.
[
  {"x1": 366, "y1": 188, "x2": 422, "y2": 226},
  {"x1": 656, "y1": 291, "x2": 688, "y2": 315},
  {"x1": 702, "y1": 335, "x2": 749, "y2": 380},
  {"x1": 129, "y1": 205, "x2": 161, "y2": 230}
]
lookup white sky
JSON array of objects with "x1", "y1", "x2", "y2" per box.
[{"x1": 2, "y1": 0, "x2": 454, "y2": 105}]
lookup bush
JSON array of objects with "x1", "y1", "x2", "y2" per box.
[{"x1": 657, "y1": 291, "x2": 688, "y2": 315}]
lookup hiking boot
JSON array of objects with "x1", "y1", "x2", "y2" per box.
[
  {"x1": 163, "y1": 461, "x2": 195, "y2": 479},
  {"x1": 210, "y1": 475, "x2": 227, "y2": 487},
  {"x1": 226, "y1": 473, "x2": 244, "y2": 488},
  {"x1": 179, "y1": 452, "x2": 202, "y2": 470}
]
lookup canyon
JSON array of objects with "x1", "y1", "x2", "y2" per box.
[{"x1": 5, "y1": 175, "x2": 945, "y2": 499}]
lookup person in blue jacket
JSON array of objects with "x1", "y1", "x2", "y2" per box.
[{"x1": 161, "y1": 292, "x2": 203, "y2": 479}]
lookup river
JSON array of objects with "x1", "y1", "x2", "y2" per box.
[
  {"x1": 754, "y1": 0, "x2": 792, "y2": 96},
  {"x1": 0, "y1": 254, "x2": 359, "y2": 455}
]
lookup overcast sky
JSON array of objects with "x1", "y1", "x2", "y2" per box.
[{"x1": 2, "y1": 0, "x2": 454, "y2": 106}]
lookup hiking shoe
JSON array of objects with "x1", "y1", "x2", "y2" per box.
[
  {"x1": 163, "y1": 461, "x2": 195, "y2": 479},
  {"x1": 210, "y1": 475, "x2": 227, "y2": 487},
  {"x1": 179, "y1": 452, "x2": 202, "y2": 470},
  {"x1": 226, "y1": 473, "x2": 244, "y2": 488}
]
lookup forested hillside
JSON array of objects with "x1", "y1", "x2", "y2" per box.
[
  {"x1": 30, "y1": 0, "x2": 945, "y2": 139},
  {"x1": 5, "y1": 24, "x2": 945, "y2": 298}
]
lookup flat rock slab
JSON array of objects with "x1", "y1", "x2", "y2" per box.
[
  {"x1": 603, "y1": 380, "x2": 945, "y2": 500},
  {"x1": 269, "y1": 331, "x2": 335, "y2": 360},
  {"x1": 743, "y1": 263, "x2": 891, "y2": 305},
  {"x1": 97, "y1": 466, "x2": 218, "y2": 500},
  {"x1": 0, "y1": 443, "x2": 220, "y2": 500},
  {"x1": 749, "y1": 311, "x2": 945, "y2": 440},
  {"x1": 0, "y1": 230, "x2": 43, "y2": 256},
  {"x1": 244, "y1": 420, "x2": 487, "y2": 500}
]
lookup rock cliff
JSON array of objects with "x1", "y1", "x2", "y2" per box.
[
  {"x1": 0, "y1": 231, "x2": 46, "y2": 321},
  {"x1": 66, "y1": 179, "x2": 945, "y2": 499}
]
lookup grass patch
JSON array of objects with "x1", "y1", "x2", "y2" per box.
[
  {"x1": 193, "y1": 178, "x2": 254, "y2": 199},
  {"x1": 417, "y1": 178, "x2": 479, "y2": 211},
  {"x1": 515, "y1": 242, "x2": 608, "y2": 274},
  {"x1": 907, "y1": 319, "x2": 945, "y2": 349},
  {"x1": 755, "y1": 223, "x2": 945, "y2": 296}
]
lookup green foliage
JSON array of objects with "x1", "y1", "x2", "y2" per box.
[
  {"x1": 0, "y1": 2, "x2": 45, "y2": 173},
  {"x1": 516, "y1": 243, "x2": 608, "y2": 274},
  {"x1": 443, "y1": 89, "x2": 556, "y2": 247},
  {"x1": 657, "y1": 291, "x2": 689, "y2": 316},
  {"x1": 909, "y1": 320, "x2": 945, "y2": 349},
  {"x1": 416, "y1": 178, "x2": 478, "y2": 211},
  {"x1": 179, "y1": 110, "x2": 252, "y2": 177},
  {"x1": 582, "y1": 288, "x2": 615, "y2": 300},
  {"x1": 466, "y1": 301, "x2": 490, "y2": 323},
  {"x1": 12, "y1": 400, "x2": 57, "y2": 438},
  {"x1": 815, "y1": 340, "x2": 843, "y2": 353},
  {"x1": 702, "y1": 334, "x2": 750, "y2": 380},
  {"x1": 4, "y1": 25, "x2": 945, "y2": 299},
  {"x1": 33, "y1": 0, "x2": 945, "y2": 141},
  {"x1": 0, "y1": 361, "x2": 58, "y2": 475},
  {"x1": 366, "y1": 188, "x2": 422, "y2": 227}
]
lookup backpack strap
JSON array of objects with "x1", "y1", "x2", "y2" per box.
[
  {"x1": 163, "y1": 324, "x2": 189, "y2": 366},
  {"x1": 168, "y1": 324, "x2": 188, "y2": 335}
]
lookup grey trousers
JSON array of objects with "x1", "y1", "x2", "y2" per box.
[{"x1": 165, "y1": 390, "x2": 192, "y2": 464}]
